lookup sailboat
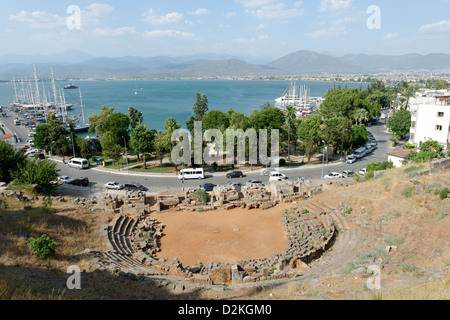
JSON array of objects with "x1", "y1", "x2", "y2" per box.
[{"x1": 72, "y1": 89, "x2": 90, "y2": 133}]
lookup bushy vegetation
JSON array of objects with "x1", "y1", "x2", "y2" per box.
[
  {"x1": 367, "y1": 161, "x2": 394, "y2": 172},
  {"x1": 10, "y1": 159, "x2": 59, "y2": 195},
  {"x1": 405, "y1": 140, "x2": 446, "y2": 163},
  {"x1": 193, "y1": 189, "x2": 210, "y2": 203},
  {"x1": 28, "y1": 234, "x2": 56, "y2": 259}
]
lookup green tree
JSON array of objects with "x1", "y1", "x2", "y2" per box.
[
  {"x1": 154, "y1": 131, "x2": 172, "y2": 166},
  {"x1": 108, "y1": 112, "x2": 130, "y2": 147},
  {"x1": 11, "y1": 159, "x2": 60, "y2": 194},
  {"x1": 129, "y1": 124, "x2": 157, "y2": 169},
  {"x1": 387, "y1": 110, "x2": 412, "y2": 139},
  {"x1": 353, "y1": 108, "x2": 370, "y2": 126},
  {"x1": 100, "y1": 132, "x2": 123, "y2": 166},
  {"x1": 0, "y1": 140, "x2": 27, "y2": 183},
  {"x1": 187, "y1": 93, "x2": 209, "y2": 133},
  {"x1": 202, "y1": 110, "x2": 230, "y2": 132},
  {"x1": 128, "y1": 106, "x2": 144, "y2": 129},
  {"x1": 88, "y1": 106, "x2": 115, "y2": 136},
  {"x1": 297, "y1": 114, "x2": 322, "y2": 163}
]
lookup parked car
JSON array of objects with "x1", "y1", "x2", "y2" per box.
[
  {"x1": 245, "y1": 180, "x2": 265, "y2": 187},
  {"x1": 226, "y1": 171, "x2": 244, "y2": 179},
  {"x1": 68, "y1": 177, "x2": 90, "y2": 187},
  {"x1": 324, "y1": 172, "x2": 344, "y2": 179},
  {"x1": 93, "y1": 157, "x2": 105, "y2": 165},
  {"x1": 35, "y1": 153, "x2": 45, "y2": 160},
  {"x1": 200, "y1": 183, "x2": 216, "y2": 192},
  {"x1": 57, "y1": 176, "x2": 72, "y2": 184},
  {"x1": 359, "y1": 168, "x2": 367, "y2": 176},
  {"x1": 342, "y1": 170, "x2": 354, "y2": 178},
  {"x1": 124, "y1": 182, "x2": 148, "y2": 192},
  {"x1": 25, "y1": 148, "x2": 38, "y2": 156},
  {"x1": 228, "y1": 182, "x2": 242, "y2": 187},
  {"x1": 346, "y1": 156, "x2": 357, "y2": 164},
  {"x1": 260, "y1": 168, "x2": 278, "y2": 176},
  {"x1": 269, "y1": 172, "x2": 288, "y2": 182},
  {"x1": 105, "y1": 182, "x2": 124, "y2": 190}
]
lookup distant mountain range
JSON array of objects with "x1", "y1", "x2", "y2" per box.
[{"x1": 1, "y1": 49, "x2": 449, "y2": 80}]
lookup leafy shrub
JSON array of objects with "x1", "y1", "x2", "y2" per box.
[
  {"x1": 385, "y1": 235, "x2": 404, "y2": 247},
  {"x1": 28, "y1": 234, "x2": 56, "y2": 259},
  {"x1": 402, "y1": 186, "x2": 413, "y2": 199},
  {"x1": 367, "y1": 161, "x2": 394, "y2": 172},
  {"x1": 439, "y1": 187, "x2": 449, "y2": 200},
  {"x1": 193, "y1": 189, "x2": 209, "y2": 203},
  {"x1": 279, "y1": 158, "x2": 286, "y2": 166}
]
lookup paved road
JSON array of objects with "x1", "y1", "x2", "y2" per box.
[{"x1": 3, "y1": 106, "x2": 395, "y2": 194}]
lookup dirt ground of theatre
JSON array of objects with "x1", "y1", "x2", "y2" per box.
[{"x1": 0, "y1": 164, "x2": 449, "y2": 300}]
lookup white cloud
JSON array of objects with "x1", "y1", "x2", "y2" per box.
[
  {"x1": 224, "y1": 12, "x2": 237, "y2": 18},
  {"x1": 143, "y1": 9, "x2": 185, "y2": 25},
  {"x1": 236, "y1": 0, "x2": 278, "y2": 8},
  {"x1": 383, "y1": 33, "x2": 398, "y2": 41},
  {"x1": 244, "y1": 2, "x2": 304, "y2": 20},
  {"x1": 92, "y1": 26, "x2": 137, "y2": 37},
  {"x1": 232, "y1": 34, "x2": 271, "y2": 43},
  {"x1": 319, "y1": 0, "x2": 353, "y2": 12},
  {"x1": 188, "y1": 8, "x2": 209, "y2": 16},
  {"x1": 9, "y1": 10, "x2": 66, "y2": 29},
  {"x1": 86, "y1": 3, "x2": 114, "y2": 17},
  {"x1": 305, "y1": 16, "x2": 357, "y2": 39},
  {"x1": 418, "y1": 20, "x2": 450, "y2": 33},
  {"x1": 143, "y1": 29, "x2": 194, "y2": 39}
]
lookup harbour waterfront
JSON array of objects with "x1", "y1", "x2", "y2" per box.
[{"x1": 0, "y1": 80, "x2": 368, "y2": 131}]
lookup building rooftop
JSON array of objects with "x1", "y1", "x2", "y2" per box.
[{"x1": 387, "y1": 148, "x2": 418, "y2": 159}]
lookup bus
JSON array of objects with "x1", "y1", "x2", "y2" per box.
[{"x1": 178, "y1": 168, "x2": 205, "y2": 180}]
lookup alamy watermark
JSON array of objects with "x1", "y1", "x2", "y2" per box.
[
  {"x1": 171, "y1": 121, "x2": 280, "y2": 168},
  {"x1": 66, "y1": 5, "x2": 81, "y2": 30},
  {"x1": 66, "y1": 265, "x2": 81, "y2": 290},
  {"x1": 367, "y1": 5, "x2": 381, "y2": 30},
  {"x1": 366, "y1": 265, "x2": 382, "y2": 290}
]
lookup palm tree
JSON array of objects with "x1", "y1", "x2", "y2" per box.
[
  {"x1": 353, "y1": 108, "x2": 370, "y2": 126},
  {"x1": 285, "y1": 105, "x2": 296, "y2": 162}
]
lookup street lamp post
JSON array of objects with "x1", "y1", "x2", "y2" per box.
[
  {"x1": 123, "y1": 136, "x2": 129, "y2": 173},
  {"x1": 321, "y1": 141, "x2": 326, "y2": 180},
  {"x1": 71, "y1": 131, "x2": 76, "y2": 158}
]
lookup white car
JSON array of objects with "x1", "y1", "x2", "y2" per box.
[
  {"x1": 359, "y1": 168, "x2": 367, "y2": 176},
  {"x1": 105, "y1": 182, "x2": 124, "y2": 190},
  {"x1": 324, "y1": 172, "x2": 344, "y2": 179},
  {"x1": 25, "y1": 148, "x2": 38, "y2": 156},
  {"x1": 269, "y1": 172, "x2": 288, "y2": 182},
  {"x1": 57, "y1": 176, "x2": 72, "y2": 184},
  {"x1": 346, "y1": 156, "x2": 357, "y2": 164},
  {"x1": 261, "y1": 168, "x2": 278, "y2": 176}
]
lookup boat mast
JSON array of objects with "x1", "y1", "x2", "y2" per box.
[
  {"x1": 50, "y1": 67, "x2": 58, "y2": 107},
  {"x1": 79, "y1": 88, "x2": 85, "y2": 123},
  {"x1": 33, "y1": 65, "x2": 41, "y2": 107}
]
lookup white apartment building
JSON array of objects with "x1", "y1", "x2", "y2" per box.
[{"x1": 409, "y1": 95, "x2": 450, "y2": 150}]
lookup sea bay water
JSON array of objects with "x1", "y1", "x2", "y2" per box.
[{"x1": 0, "y1": 80, "x2": 368, "y2": 132}]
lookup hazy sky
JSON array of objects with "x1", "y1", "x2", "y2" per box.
[{"x1": 1, "y1": 0, "x2": 449, "y2": 63}]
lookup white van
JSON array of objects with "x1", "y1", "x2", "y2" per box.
[
  {"x1": 178, "y1": 168, "x2": 204, "y2": 180},
  {"x1": 354, "y1": 147, "x2": 367, "y2": 159},
  {"x1": 269, "y1": 172, "x2": 288, "y2": 182},
  {"x1": 68, "y1": 158, "x2": 90, "y2": 170}
]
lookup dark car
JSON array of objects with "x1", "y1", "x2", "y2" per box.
[
  {"x1": 124, "y1": 182, "x2": 148, "y2": 192},
  {"x1": 226, "y1": 171, "x2": 244, "y2": 179},
  {"x1": 35, "y1": 153, "x2": 45, "y2": 160},
  {"x1": 200, "y1": 183, "x2": 216, "y2": 192},
  {"x1": 68, "y1": 177, "x2": 90, "y2": 187}
]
